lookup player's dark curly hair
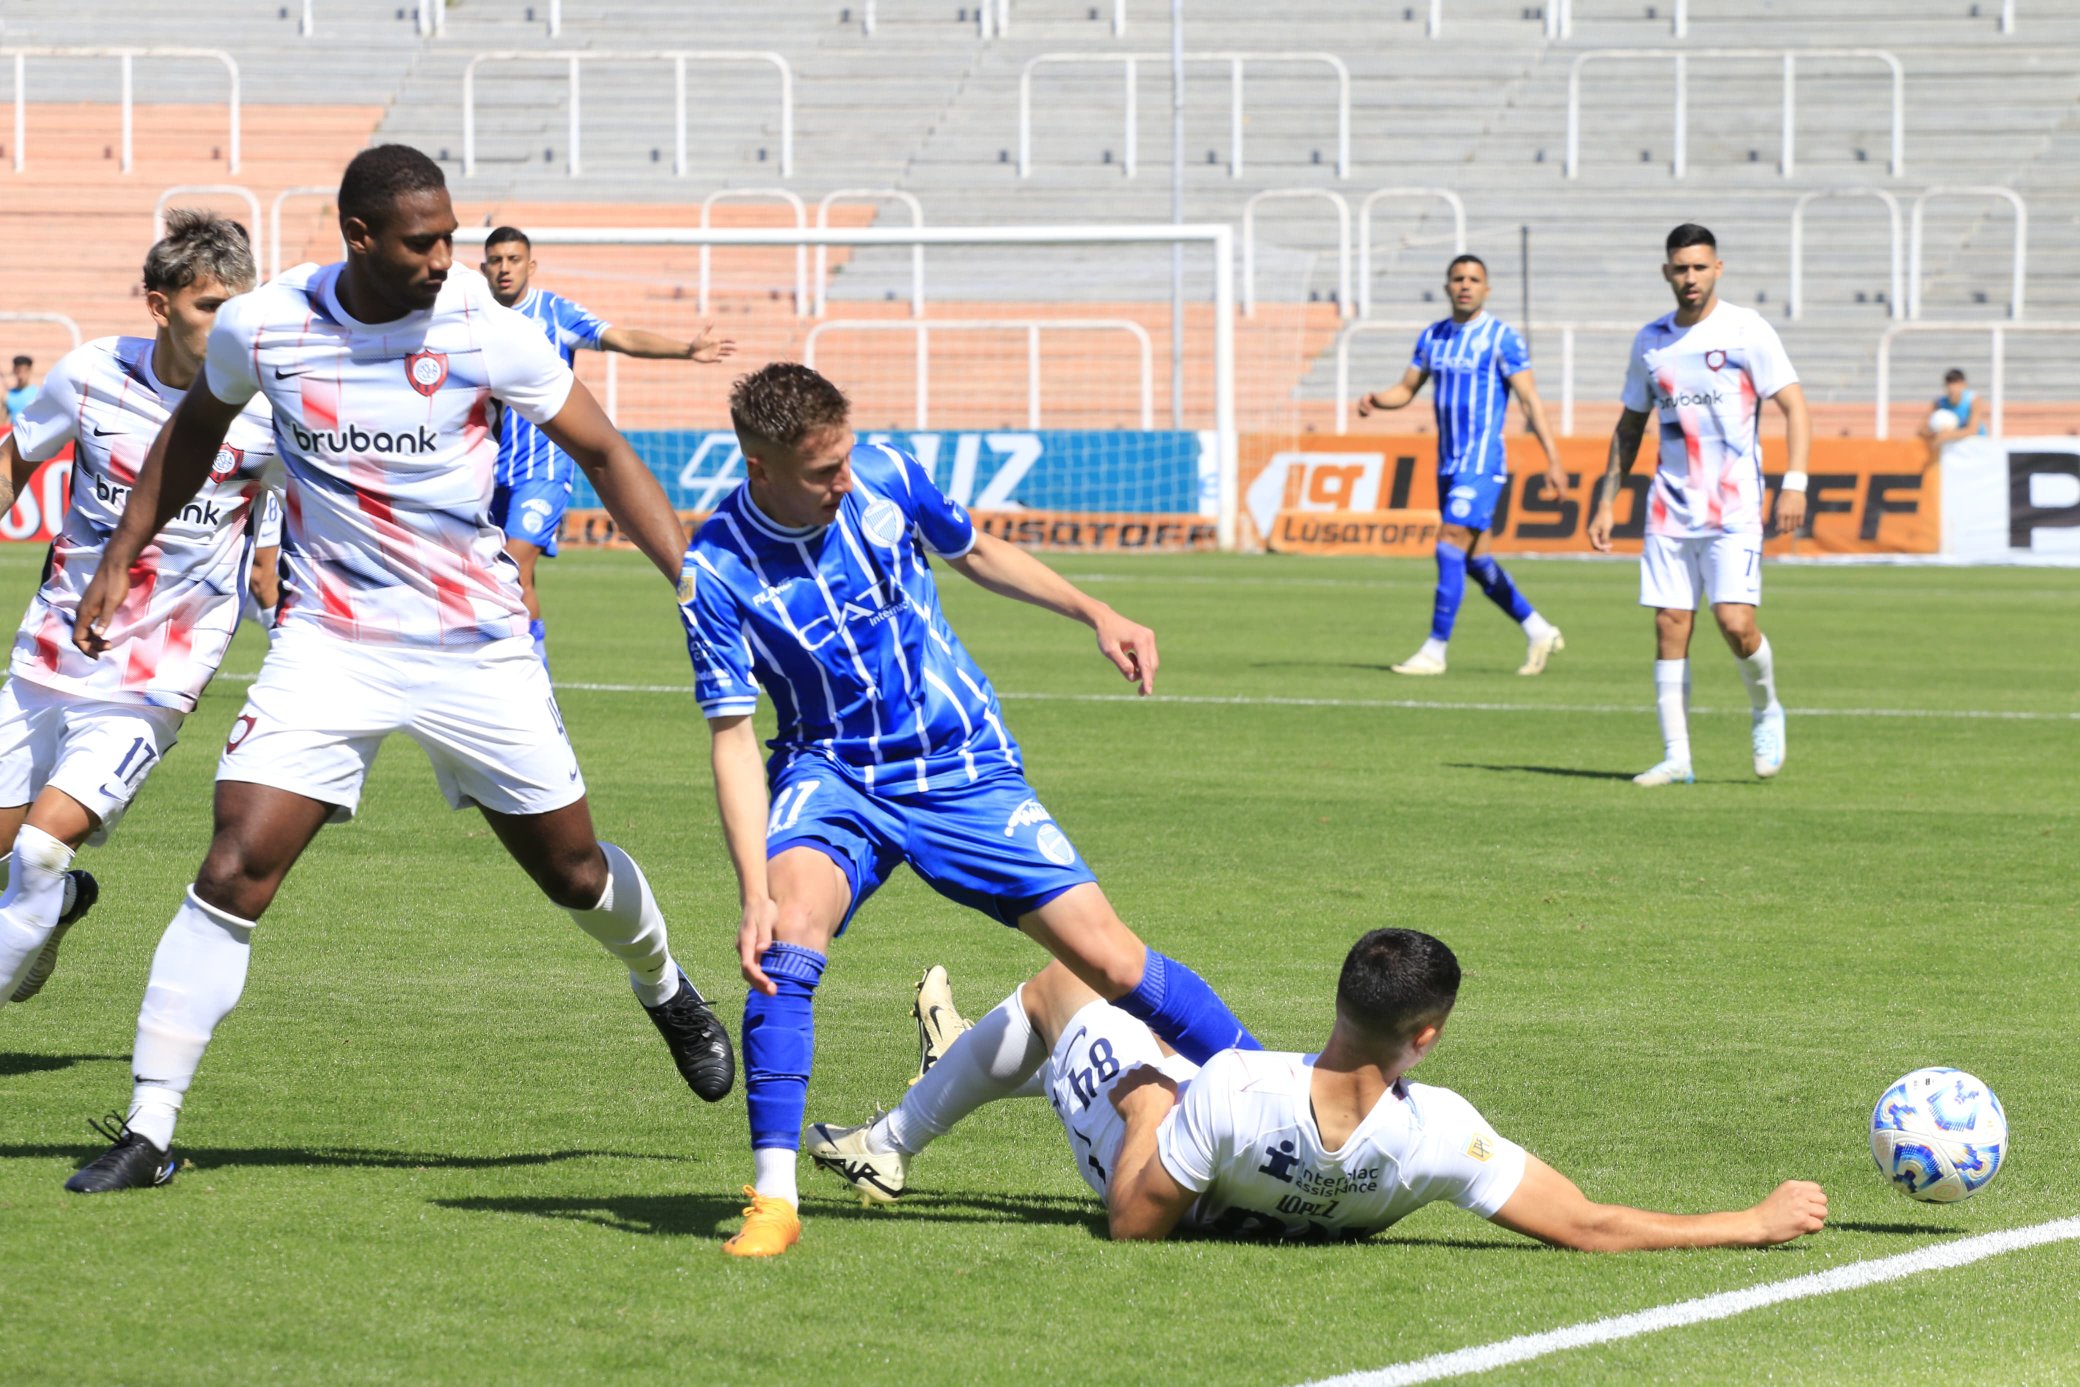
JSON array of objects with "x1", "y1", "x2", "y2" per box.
[
  {"x1": 1666, "y1": 222, "x2": 1717, "y2": 255},
  {"x1": 338, "y1": 144, "x2": 447, "y2": 233},
  {"x1": 1336, "y1": 929, "x2": 1461, "y2": 1039},
  {"x1": 730, "y1": 362, "x2": 852, "y2": 458},
  {"x1": 144, "y1": 208, "x2": 256, "y2": 295}
]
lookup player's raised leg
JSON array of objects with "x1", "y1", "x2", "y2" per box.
[
  {"x1": 1465, "y1": 534, "x2": 1563, "y2": 676},
  {"x1": 727, "y1": 845, "x2": 852, "y2": 1257},
  {"x1": 477, "y1": 797, "x2": 733, "y2": 1101},
  {"x1": 0, "y1": 788, "x2": 100, "y2": 1006}
]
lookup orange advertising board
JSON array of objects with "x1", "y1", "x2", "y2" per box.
[{"x1": 1242, "y1": 434, "x2": 1938, "y2": 555}]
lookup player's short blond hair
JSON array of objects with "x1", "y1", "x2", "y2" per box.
[
  {"x1": 730, "y1": 362, "x2": 851, "y2": 459},
  {"x1": 144, "y1": 208, "x2": 256, "y2": 295}
]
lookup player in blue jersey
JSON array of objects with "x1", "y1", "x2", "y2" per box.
[
  {"x1": 1357, "y1": 255, "x2": 1568, "y2": 677},
  {"x1": 482, "y1": 226, "x2": 734, "y2": 665},
  {"x1": 680, "y1": 363, "x2": 1261, "y2": 1257}
]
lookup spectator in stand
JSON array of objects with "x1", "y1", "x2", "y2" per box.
[
  {"x1": 3, "y1": 357, "x2": 37, "y2": 425},
  {"x1": 1918, "y1": 368, "x2": 1985, "y2": 466}
]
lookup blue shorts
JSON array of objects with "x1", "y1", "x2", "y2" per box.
[
  {"x1": 765, "y1": 758, "x2": 1098, "y2": 931},
  {"x1": 492, "y1": 475, "x2": 570, "y2": 557},
  {"x1": 1438, "y1": 470, "x2": 1508, "y2": 533}
]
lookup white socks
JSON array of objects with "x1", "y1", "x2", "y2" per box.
[
  {"x1": 1522, "y1": 612, "x2": 1557, "y2": 641},
  {"x1": 0, "y1": 828, "x2": 74, "y2": 1002},
  {"x1": 569, "y1": 842, "x2": 679, "y2": 1008},
  {"x1": 1416, "y1": 637, "x2": 1448, "y2": 663},
  {"x1": 754, "y1": 1146, "x2": 799, "y2": 1206},
  {"x1": 128, "y1": 889, "x2": 256, "y2": 1150},
  {"x1": 1654, "y1": 658, "x2": 1692, "y2": 766},
  {"x1": 1738, "y1": 636, "x2": 1781, "y2": 716},
  {"x1": 873, "y1": 988, "x2": 1048, "y2": 1156}
]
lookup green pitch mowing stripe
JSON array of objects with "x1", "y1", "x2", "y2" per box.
[{"x1": 1305, "y1": 1216, "x2": 2080, "y2": 1386}]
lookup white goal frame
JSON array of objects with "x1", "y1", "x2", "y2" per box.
[{"x1": 454, "y1": 223, "x2": 1241, "y2": 548}]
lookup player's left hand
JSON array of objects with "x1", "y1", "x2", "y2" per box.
[
  {"x1": 1109, "y1": 1065, "x2": 1180, "y2": 1118},
  {"x1": 688, "y1": 324, "x2": 737, "y2": 364},
  {"x1": 1772, "y1": 488, "x2": 1807, "y2": 537},
  {"x1": 1540, "y1": 461, "x2": 1567, "y2": 500},
  {"x1": 1094, "y1": 607, "x2": 1158, "y2": 695}
]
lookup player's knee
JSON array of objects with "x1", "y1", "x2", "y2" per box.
[
  {"x1": 537, "y1": 845, "x2": 609, "y2": 910},
  {"x1": 192, "y1": 847, "x2": 277, "y2": 921},
  {"x1": 770, "y1": 899, "x2": 834, "y2": 949}
]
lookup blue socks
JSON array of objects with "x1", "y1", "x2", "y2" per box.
[
  {"x1": 1430, "y1": 541, "x2": 1468, "y2": 642},
  {"x1": 529, "y1": 617, "x2": 549, "y2": 671},
  {"x1": 742, "y1": 941, "x2": 827, "y2": 1152},
  {"x1": 1114, "y1": 950, "x2": 1260, "y2": 1065},
  {"x1": 1468, "y1": 553, "x2": 1535, "y2": 623}
]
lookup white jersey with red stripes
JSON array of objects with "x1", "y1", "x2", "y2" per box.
[
  {"x1": 6, "y1": 335, "x2": 277, "y2": 712},
  {"x1": 203, "y1": 262, "x2": 575, "y2": 647},
  {"x1": 1620, "y1": 302, "x2": 1798, "y2": 538}
]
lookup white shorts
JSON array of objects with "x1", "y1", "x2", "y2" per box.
[
  {"x1": 1043, "y1": 997, "x2": 1197, "y2": 1203},
  {"x1": 1640, "y1": 532, "x2": 1764, "y2": 610},
  {"x1": 217, "y1": 624, "x2": 586, "y2": 821},
  {"x1": 0, "y1": 676, "x2": 184, "y2": 845}
]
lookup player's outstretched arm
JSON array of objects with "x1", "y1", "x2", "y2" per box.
[
  {"x1": 538, "y1": 379, "x2": 687, "y2": 583},
  {"x1": 1489, "y1": 1153, "x2": 1826, "y2": 1252},
  {"x1": 708, "y1": 713, "x2": 781, "y2": 996},
  {"x1": 598, "y1": 324, "x2": 736, "y2": 364},
  {"x1": 1105, "y1": 1068, "x2": 1194, "y2": 1241},
  {"x1": 1506, "y1": 369, "x2": 1569, "y2": 497},
  {"x1": 945, "y1": 532, "x2": 1158, "y2": 695},
  {"x1": 1587, "y1": 408, "x2": 1650, "y2": 553},
  {"x1": 74, "y1": 385, "x2": 244, "y2": 656},
  {"x1": 1769, "y1": 382, "x2": 1811, "y2": 537},
  {"x1": 1354, "y1": 365, "x2": 1428, "y2": 419}
]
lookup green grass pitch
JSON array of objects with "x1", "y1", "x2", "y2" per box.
[{"x1": 1, "y1": 547, "x2": 2075, "y2": 1384}]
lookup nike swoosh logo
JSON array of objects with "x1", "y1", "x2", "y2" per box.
[
  {"x1": 91, "y1": 427, "x2": 121, "y2": 437},
  {"x1": 273, "y1": 367, "x2": 310, "y2": 380}
]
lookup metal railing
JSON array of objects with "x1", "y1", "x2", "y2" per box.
[
  {"x1": 1356, "y1": 187, "x2": 1467, "y2": 319},
  {"x1": 6, "y1": 47, "x2": 240, "y2": 174},
  {"x1": 1241, "y1": 190, "x2": 1351, "y2": 320},
  {"x1": 153, "y1": 183, "x2": 260, "y2": 246},
  {"x1": 0, "y1": 311, "x2": 84, "y2": 351},
  {"x1": 1874, "y1": 321, "x2": 2080, "y2": 439},
  {"x1": 462, "y1": 50, "x2": 794, "y2": 178},
  {"x1": 1334, "y1": 317, "x2": 1642, "y2": 435},
  {"x1": 699, "y1": 189, "x2": 807, "y2": 317},
  {"x1": 814, "y1": 190, "x2": 924, "y2": 318},
  {"x1": 1908, "y1": 187, "x2": 2027, "y2": 322},
  {"x1": 1019, "y1": 51, "x2": 1350, "y2": 180},
  {"x1": 804, "y1": 318, "x2": 1155, "y2": 431},
  {"x1": 269, "y1": 185, "x2": 336, "y2": 281},
  {"x1": 1788, "y1": 188, "x2": 1901, "y2": 321},
  {"x1": 1565, "y1": 47, "x2": 1904, "y2": 180}
]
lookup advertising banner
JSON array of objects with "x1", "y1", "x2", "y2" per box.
[
  {"x1": 1941, "y1": 437, "x2": 2080, "y2": 562},
  {"x1": 0, "y1": 435, "x2": 71, "y2": 544},
  {"x1": 1240, "y1": 435, "x2": 1938, "y2": 556}
]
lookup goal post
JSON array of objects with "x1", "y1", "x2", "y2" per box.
[{"x1": 453, "y1": 223, "x2": 1240, "y2": 550}]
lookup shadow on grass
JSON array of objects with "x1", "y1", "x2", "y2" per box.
[
  {"x1": 1830, "y1": 1220, "x2": 1969, "y2": 1236},
  {"x1": 1248, "y1": 660, "x2": 1401, "y2": 674},
  {"x1": 433, "y1": 1189, "x2": 1105, "y2": 1237},
  {"x1": 0, "y1": 1052, "x2": 126, "y2": 1077},
  {"x1": 1447, "y1": 762, "x2": 1641, "y2": 782},
  {"x1": 0, "y1": 1143, "x2": 680, "y2": 1171}
]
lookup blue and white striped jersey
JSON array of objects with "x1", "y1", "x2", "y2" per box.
[
  {"x1": 1410, "y1": 312, "x2": 1530, "y2": 477},
  {"x1": 493, "y1": 286, "x2": 608, "y2": 489},
  {"x1": 678, "y1": 442, "x2": 1023, "y2": 794}
]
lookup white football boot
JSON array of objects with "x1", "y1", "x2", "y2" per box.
[
  {"x1": 1390, "y1": 649, "x2": 1448, "y2": 677},
  {"x1": 1517, "y1": 628, "x2": 1565, "y2": 676},
  {"x1": 1632, "y1": 759, "x2": 1696, "y2": 787},
  {"x1": 807, "y1": 1119, "x2": 908, "y2": 1205},
  {"x1": 1752, "y1": 706, "x2": 1787, "y2": 779}
]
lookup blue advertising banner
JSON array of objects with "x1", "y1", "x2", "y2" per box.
[{"x1": 571, "y1": 429, "x2": 1215, "y2": 516}]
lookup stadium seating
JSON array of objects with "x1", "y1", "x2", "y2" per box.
[{"x1": 3, "y1": 0, "x2": 2075, "y2": 437}]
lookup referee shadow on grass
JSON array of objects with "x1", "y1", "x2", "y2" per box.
[{"x1": 433, "y1": 1189, "x2": 1103, "y2": 1237}]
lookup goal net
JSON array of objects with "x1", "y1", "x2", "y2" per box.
[{"x1": 454, "y1": 222, "x2": 1243, "y2": 550}]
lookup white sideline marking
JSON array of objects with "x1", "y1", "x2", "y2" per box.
[
  {"x1": 207, "y1": 672, "x2": 2078, "y2": 722},
  {"x1": 1300, "y1": 1217, "x2": 2080, "y2": 1387}
]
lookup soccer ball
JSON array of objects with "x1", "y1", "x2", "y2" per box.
[
  {"x1": 1927, "y1": 407, "x2": 1962, "y2": 433},
  {"x1": 1869, "y1": 1068, "x2": 2007, "y2": 1202}
]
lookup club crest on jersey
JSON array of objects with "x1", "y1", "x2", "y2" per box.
[
  {"x1": 209, "y1": 444, "x2": 244, "y2": 482},
  {"x1": 861, "y1": 496, "x2": 905, "y2": 548},
  {"x1": 1705, "y1": 349, "x2": 1728, "y2": 372},
  {"x1": 405, "y1": 351, "x2": 449, "y2": 396}
]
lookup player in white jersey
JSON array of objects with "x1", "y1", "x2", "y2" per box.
[
  {"x1": 1588, "y1": 225, "x2": 1811, "y2": 787},
  {"x1": 0, "y1": 212, "x2": 279, "y2": 1012},
  {"x1": 808, "y1": 929, "x2": 1827, "y2": 1248},
  {"x1": 59, "y1": 146, "x2": 733, "y2": 1194}
]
